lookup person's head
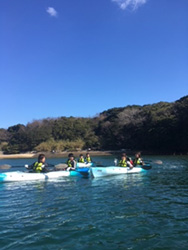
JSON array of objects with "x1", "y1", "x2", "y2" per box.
[
  {"x1": 38, "y1": 154, "x2": 46, "y2": 163},
  {"x1": 121, "y1": 153, "x2": 126, "y2": 160},
  {"x1": 68, "y1": 153, "x2": 74, "y2": 160},
  {"x1": 135, "y1": 152, "x2": 141, "y2": 158},
  {"x1": 79, "y1": 154, "x2": 84, "y2": 159},
  {"x1": 86, "y1": 153, "x2": 90, "y2": 158}
]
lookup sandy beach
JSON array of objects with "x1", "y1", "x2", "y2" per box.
[
  {"x1": 0, "y1": 151, "x2": 114, "y2": 159},
  {"x1": 0, "y1": 153, "x2": 36, "y2": 159}
]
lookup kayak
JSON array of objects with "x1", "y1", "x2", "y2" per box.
[
  {"x1": 71, "y1": 167, "x2": 90, "y2": 177},
  {"x1": 0, "y1": 171, "x2": 70, "y2": 182},
  {"x1": 76, "y1": 162, "x2": 93, "y2": 168},
  {"x1": 0, "y1": 168, "x2": 90, "y2": 183},
  {"x1": 90, "y1": 164, "x2": 151, "y2": 178}
]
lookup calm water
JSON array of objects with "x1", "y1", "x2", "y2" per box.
[{"x1": 0, "y1": 156, "x2": 188, "y2": 250}]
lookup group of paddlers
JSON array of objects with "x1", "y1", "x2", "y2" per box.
[
  {"x1": 26, "y1": 152, "x2": 143, "y2": 173},
  {"x1": 117, "y1": 152, "x2": 144, "y2": 169},
  {"x1": 26, "y1": 153, "x2": 92, "y2": 173}
]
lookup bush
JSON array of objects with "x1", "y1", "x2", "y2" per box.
[{"x1": 35, "y1": 139, "x2": 85, "y2": 152}]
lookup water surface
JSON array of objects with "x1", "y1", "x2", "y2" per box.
[{"x1": 0, "y1": 156, "x2": 188, "y2": 249}]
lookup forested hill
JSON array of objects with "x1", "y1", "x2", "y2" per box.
[{"x1": 0, "y1": 95, "x2": 188, "y2": 154}]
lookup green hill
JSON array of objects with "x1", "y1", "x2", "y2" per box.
[{"x1": 1, "y1": 95, "x2": 188, "y2": 154}]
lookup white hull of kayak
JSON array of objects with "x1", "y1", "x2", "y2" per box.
[
  {"x1": 76, "y1": 162, "x2": 93, "y2": 168},
  {"x1": 0, "y1": 171, "x2": 70, "y2": 182},
  {"x1": 90, "y1": 166, "x2": 145, "y2": 178}
]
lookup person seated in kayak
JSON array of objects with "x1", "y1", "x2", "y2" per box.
[
  {"x1": 118, "y1": 153, "x2": 133, "y2": 168},
  {"x1": 28, "y1": 154, "x2": 48, "y2": 173},
  {"x1": 133, "y1": 152, "x2": 144, "y2": 166},
  {"x1": 85, "y1": 153, "x2": 92, "y2": 163},
  {"x1": 66, "y1": 153, "x2": 77, "y2": 171},
  {"x1": 78, "y1": 154, "x2": 85, "y2": 163}
]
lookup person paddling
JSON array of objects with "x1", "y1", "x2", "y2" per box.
[
  {"x1": 78, "y1": 154, "x2": 85, "y2": 163},
  {"x1": 133, "y1": 152, "x2": 144, "y2": 166},
  {"x1": 85, "y1": 153, "x2": 92, "y2": 163},
  {"x1": 27, "y1": 154, "x2": 48, "y2": 173},
  {"x1": 66, "y1": 153, "x2": 77, "y2": 171},
  {"x1": 118, "y1": 153, "x2": 133, "y2": 168}
]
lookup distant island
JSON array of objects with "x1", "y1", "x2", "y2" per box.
[{"x1": 0, "y1": 95, "x2": 188, "y2": 155}]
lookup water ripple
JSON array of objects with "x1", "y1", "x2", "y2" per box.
[{"x1": 1, "y1": 157, "x2": 188, "y2": 249}]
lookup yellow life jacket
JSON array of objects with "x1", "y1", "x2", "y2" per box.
[
  {"x1": 67, "y1": 159, "x2": 77, "y2": 169},
  {"x1": 33, "y1": 162, "x2": 43, "y2": 173},
  {"x1": 78, "y1": 158, "x2": 85, "y2": 163},
  {"x1": 118, "y1": 159, "x2": 127, "y2": 167},
  {"x1": 85, "y1": 157, "x2": 91, "y2": 163},
  {"x1": 134, "y1": 158, "x2": 142, "y2": 165},
  {"x1": 67, "y1": 160, "x2": 73, "y2": 168}
]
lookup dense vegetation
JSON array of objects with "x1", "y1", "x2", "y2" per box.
[{"x1": 0, "y1": 96, "x2": 188, "y2": 154}]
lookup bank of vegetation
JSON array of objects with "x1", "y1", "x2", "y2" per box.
[{"x1": 0, "y1": 95, "x2": 188, "y2": 154}]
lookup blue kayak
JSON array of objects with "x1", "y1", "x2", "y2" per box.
[{"x1": 70, "y1": 167, "x2": 90, "y2": 177}]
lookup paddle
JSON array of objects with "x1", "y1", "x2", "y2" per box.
[
  {"x1": 0, "y1": 163, "x2": 68, "y2": 171},
  {"x1": 0, "y1": 164, "x2": 12, "y2": 170},
  {"x1": 25, "y1": 163, "x2": 68, "y2": 171},
  {"x1": 145, "y1": 160, "x2": 163, "y2": 165},
  {"x1": 53, "y1": 163, "x2": 68, "y2": 170},
  {"x1": 140, "y1": 164, "x2": 152, "y2": 170}
]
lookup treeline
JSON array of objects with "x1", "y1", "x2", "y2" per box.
[
  {"x1": 0, "y1": 95, "x2": 188, "y2": 154},
  {"x1": 0, "y1": 117, "x2": 99, "y2": 154}
]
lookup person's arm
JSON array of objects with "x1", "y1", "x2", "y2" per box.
[
  {"x1": 133, "y1": 159, "x2": 137, "y2": 166},
  {"x1": 43, "y1": 163, "x2": 49, "y2": 171},
  {"x1": 73, "y1": 160, "x2": 77, "y2": 169},
  {"x1": 25, "y1": 162, "x2": 35, "y2": 172},
  {"x1": 27, "y1": 162, "x2": 35, "y2": 170},
  {"x1": 127, "y1": 161, "x2": 133, "y2": 168}
]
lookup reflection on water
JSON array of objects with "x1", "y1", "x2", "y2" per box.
[{"x1": 0, "y1": 156, "x2": 188, "y2": 249}]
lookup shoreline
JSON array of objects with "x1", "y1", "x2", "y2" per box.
[
  {"x1": 0, "y1": 150, "x2": 187, "y2": 159},
  {"x1": 0, "y1": 151, "x2": 114, "y2": 159},
  {"x1": 0, "y1": 153, "x2": 36, "y2": 159}
]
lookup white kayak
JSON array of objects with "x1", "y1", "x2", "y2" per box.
[
  {"x1": 0, "y1": 166, "x2": 93, "y2": 182},
  {"x1": 76, "y1": 162, "x2": 93, "y2": 168},
  {"x1": 0, "y1": 170, "x2": 71, "y2": 182},
  {"x1": 90, "y1": 166, "x2": 148, "y2": 178}
]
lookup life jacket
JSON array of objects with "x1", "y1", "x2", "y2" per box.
[
  {"x1": 67, "y1": 159, "x2": 73, "y2": 168},
  {"x1": 134, "y1": 158, "x2": 142, "y2": 165},
  {"x1": 33, "y1": 162, "x2": 43, "y2": 173},
  {"x1": 85, "y1": 157, "x2": 91, "y2": 163},
  {"x1": 78, "y1": 158, "x2": 85, "y2": 163},
  {"x1": 118, "y1": 159, "x2": 127, "y2": 167},
  {"x1": 67, "y1": 159, "x2": 77, "y2": 168}
]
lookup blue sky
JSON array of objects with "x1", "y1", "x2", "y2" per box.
[{"x1": 1, "y1": 0, "x2": 188, "y2": 128}]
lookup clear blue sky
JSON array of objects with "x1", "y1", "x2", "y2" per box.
[{"x1": 1, "y1": 0, "x2": 188, "y2": 128}]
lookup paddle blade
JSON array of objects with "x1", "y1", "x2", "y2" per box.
[
  {"x1": 141, "y1": 164, "x2": 152, "y2": 170},
  {"x1": 153, "y1": 160, "x2": 163, "y2": 165},
  {"x1": 145, "y1": 159, "x2": 163, "y2": 165},
  {"x1": 0, "y1": 164, "x2": 11, "y2": 170},
  {"x1": 54, "y1": 163, "x2": 68, "y2": 170}
]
